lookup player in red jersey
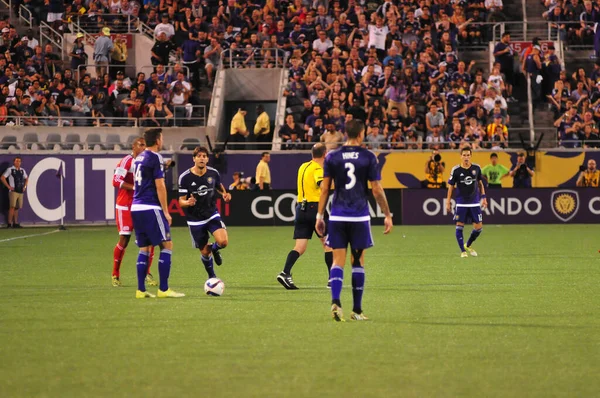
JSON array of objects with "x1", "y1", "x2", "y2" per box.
[{"x1": 111, "y1": 137, "x2": 157, "y2": 287}]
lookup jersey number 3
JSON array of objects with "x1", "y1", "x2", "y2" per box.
[{"x1": 345, "y1": 162, "x2": 356, "y2": 189}]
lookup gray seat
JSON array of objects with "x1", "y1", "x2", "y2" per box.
[
  {"x1": 106, "y1": 134, "x2": 122, "y2": 149},
  {"x1": 0, "y1": 135, "x2": 17, "y2": 150},
  {"x1": 180, "y1": 138, "x2": 200, "y2": 150},
  {"x1": 46, "y1": 133, "x2": 62, "y2": 149},
  {"x1": 64, "y1": 134, "x2": 81, "y2": 150},
  {"x1": 23, "y1": 133, "x2": 43, "y2": 150},
  {"x1": 86, "y1": 133, "x2": 103, "y2": 150},
  {"x1": 126, "y1": 134, "x2": 140, "y2": 149}
]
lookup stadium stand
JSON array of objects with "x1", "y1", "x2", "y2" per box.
[{"x1": 0, "y1": 0, "x2": 546, "y2": 152}]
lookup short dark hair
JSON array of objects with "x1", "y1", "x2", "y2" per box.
[
  {"x1": 311, "y1": 143, "x2": 326, "y2": 159},
  {"x1": 144, "y1": 128, "x2": 162, "y2": 147},
  {"x1": 346, "y1": 120, "x2": 365, "y2": 139},
  {"x1": 261, "y1": 152, "x2": 270, "y2": 158},
  {"x1": 193, "y1": 146, "x2": 209, "y2": 158},
  {"x1": 461, "y1": 146, "x2": 472, "y2": 155},
  {"x1": 13, "y1": 156, "x2": 21, "y2": 162},
  {"x1": 490, "y1": 152, "x2": 498, "y2": 159}
]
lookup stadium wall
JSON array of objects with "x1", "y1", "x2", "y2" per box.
[{"x1": 0, "y1": 153, "x2": 599, "y2": 226}]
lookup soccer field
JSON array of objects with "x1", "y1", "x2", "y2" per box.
[{"x1": 0, "y1": 224, "x2": 599, "y2": 397}]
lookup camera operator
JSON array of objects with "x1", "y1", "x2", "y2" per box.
[
  {"x1": 228, "y1": 172, "x2": 250, "y2": 190},
  {"x1": 576, "y1": 159, "x2": 600, "y2": 187},
  {"x1": 424, "y1": 150, "x2": 446, "y2": 188},
  {"x1": 508, "y1": 152, "x2": 535, "y2": 188}
]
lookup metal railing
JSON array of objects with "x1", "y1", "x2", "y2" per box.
[
  {"x1": 73, "y1": 14, "x2": 140, "y2": 34},
  {"x1": 40, "y1": 21, "x2": 63, "y2": 57},
  {"x1": 18, "y1": 4, "x2": 31, "y2": 27},
  {"x1": 137, "y1": 20, "x2": 154, "y2": 40},
  {"x1": 220, "y1": 48, "x2": 288, "y2": 69},
  {"x1": 0, "y1": 113, "x2": 206, "y2": 128}
]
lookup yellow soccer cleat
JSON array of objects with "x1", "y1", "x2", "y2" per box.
[
  {"x1": 112, "y1": 276, "x2": 122, "y2": 287},
  {"x1": 136, "y1": 290, "x2": 156, "y2": 299},
  {"x1": 157, "y1": 289, "x2": 185, "y2": 298},
  {"x1": 350, "y1": 312, "x2": 370, "y2": 321},
  {"x1": 461, "y1": 251, "x2": 468, "y2": 258},
  {"x1": 331, "y1": 304, "x2": 345, "y2": 322},
  {"x1": 466, "y1": 246, "x2": 478, "y2": 257},
  {"x1": 145, "y1": 273, "x2": 158, "y2": 286}
]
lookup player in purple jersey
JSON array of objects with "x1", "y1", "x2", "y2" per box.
[
  {"x1": 446, "y1": 146, "x2": 488, "y2": 258},
  {"x1": 131, "y1": 128, "x2": 185, "y2": 298},
  {"x1": 316, "y1": 120, "x2": 393, "y2": 322},
  {"x1": 179, "y1": 146, "x2": 231, "y2": 280}
]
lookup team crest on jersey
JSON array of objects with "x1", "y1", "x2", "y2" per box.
[
  {"x1": 550, "y1": 190, "x2": 579, "y2": 222},
  {"x1": 472, "y1": 170, "x2": 476, "y2": 175},
  {"x1": 207, "y1": 177, "x2": 213, "y2": 184}
]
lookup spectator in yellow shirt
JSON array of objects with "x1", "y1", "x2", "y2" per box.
[
  {"x1": 254, "y1": 104, "x2": 271, "y2": 149},
  {"x1": 256, "y1": 152, "x2": 271, "y2": 190},
  {"x1": 230, "y1": 107, "x2": 249, "y2": 149}
]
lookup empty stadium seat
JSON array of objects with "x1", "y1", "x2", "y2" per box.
[
  {"x1": 46, "y1": 133, "x2": 62, "y2": 150},
  {"x1": 180, "y1": 138, "x2": 201, "y2": 150},
  {"x1": 64, "y1": 134, "x2": 81, "y2": 150},
  {"x1": 23, "y1": 133, "x2": 43, "y2": 150},
  {"x1": 106, "y1": 134, "x2": 122, "y2": 150},
  {"x1": 0, "y1": 135, "x2": 17, "y2": 150},
  {"x1": 126, "y1": 134, "x2": 139, "y2": 149},
  {"x1": 86, "y1": 134, "x2": 103, "y2": 150}
]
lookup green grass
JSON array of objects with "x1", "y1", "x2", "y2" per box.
[{"x1": 0, "y1": 225, "x2": 599, "y2": 398}]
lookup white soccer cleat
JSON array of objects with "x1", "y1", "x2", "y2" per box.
[{"x1": 466, "y1": 246, "x2": 478, "y2": 257}]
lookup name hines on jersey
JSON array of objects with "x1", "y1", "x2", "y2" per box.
[{"x1": 342, "y1": 152, "x2": 359, "y2": 159}]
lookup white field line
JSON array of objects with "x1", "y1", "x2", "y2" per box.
[{"x1": 0, "y1": 229, "x2": 61, "y2": 243}]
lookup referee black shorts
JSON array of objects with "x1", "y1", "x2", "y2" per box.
[{"x1": 293, "y1": 202, "x2": 328, "y2": 240}]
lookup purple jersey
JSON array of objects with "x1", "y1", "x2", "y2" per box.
[
  {"x1": 178, "y1": 166, "x2": 222, "y2": 222},
  {"x1": 448, "y1": 163, "x2": 483, "y2": 205},
  {"x1": 131, "y1": 150, "x2": 165, "y2": 211},
  {"x1": 324, "y1": 146, "x2": 380, "y2": 220}
]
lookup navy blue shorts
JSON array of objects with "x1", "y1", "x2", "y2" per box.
[
  {"x1": 188, "y1": 215, "x2": 226, "y2": 249},
  {"x1": 454, "y1": 205, "x2": 483, "y2": 224},
  {"x1": 293, "y1": 203, "x2": 327, "y2": 240},
  {"x1": 326, "y1": 220, "x2": 373, "y2": 250},
  {"x1": 131, "y1": 209, "x2": 171, "y2": 247}
]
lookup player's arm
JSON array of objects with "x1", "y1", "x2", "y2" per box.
[
  {"x1": 155, "y1": 177, "x2": 171, "y2": 225},
  {"x1": 371, "y1": 180, "x2": 393, "y2": 234},
  {"x1": 478, "y1": 179, "x2": 488, "y2": 209},
  {"x1": 179, "y1": 194, "x2": 196, "y2": 207},
  {"x1": 446, "y1": 184, "x2": 454, "y2": 213},
  {"x1": 113, "y1": 165, "x2": 133, "y2": 190},
  {"x1": 217, "y1": 183, "x2": 232, "y2": 202},
  {"x1": 315, "y1": 176, "x2": 331, "y2": 236}
]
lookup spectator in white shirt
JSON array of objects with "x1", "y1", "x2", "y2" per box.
[
  {"x1": 312, "y1": 30, "x2": 333, "y2": 54},
  {"x1": 154, "y1": 14, "x2": 175, "y2": 39}
]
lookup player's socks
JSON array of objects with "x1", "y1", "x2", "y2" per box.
[
  {"x1": 201, "y1": 254, "x2": 216, "y2": 278},
  {"x1": 351, "y1": 266, "x2": 365, "y2": 314},
  {"x1": 136, "y1": 251, "x2": 150, "y2": 292},
  {"x1": 112, "y1": 244, "x2": 125, "y2": 277},
  {"x1": 147, "y1": 246, "x2": 155, "y2": 274},
  {"x1": 455, "y1": 226, "x2": 465, "y2": 252},
  {"x1": 158, "y1": 249, "x2": 172, "y2": 292},
  {"x1": 283, "y1": 250, "x2": 300, "y2": 274},
  {"x1": 211, "y1": 242, "x2": 224, "y2": 266},
  {"x1": 324, "y1": 251, "x2": 333, "y2": 274},
  {"x1": 330, "y1": 265, "x2": 344, "y2": 304},
  {"x1": 466, "y1": 228, "x2": 482, "y2": 247}
]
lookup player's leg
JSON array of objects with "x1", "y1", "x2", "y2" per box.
[
  {"x1": 145, "y1": 246, "x2": 158, "y2": 286},
  {"x1": 112, "y1": 209, "x2": 131, "y2": 285},
  {"x1": 131, "y1": 210, "x2": 155, "y2": 297},
  {"x1": 348, "y1": 221, "x2": 374, "y2": 321},
  {"x1": 210, "y1": 221, "x2": 228, "y2": 266},
  {"x1": 156, "y1": 239, "x2": 184, "y2": 298},
  {"x1": 466, "y1": 208, "x2": 483, "y2": 256},
  {"x1": 319, "y1": 237, "x2": 333, "y2": 287},
  {"x1": 454, "y1": 207, "x2": 468, "y2": 256},
  {"x1": 191, "y1": 224, "x2": 215, "y2": 279},
  {"x1": 200, "y1": 245, "x2": 216, "y2": 279},
  {"x1": 327, "y1": 221, "x2": 349, "y2": 321}
]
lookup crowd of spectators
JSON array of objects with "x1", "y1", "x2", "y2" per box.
[
  {"x1": 280, "y1": 0, "x2": 517, "y2": 151},
  {"x1": 0, "y1": 0, "x2": 522, "y2": 150},
  {"x1": 543, "y1": 0, "x2": 600, "y2": 47}
]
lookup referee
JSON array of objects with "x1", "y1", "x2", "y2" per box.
[
  {"x1": 1, "y1": 156, "x2": 28, "y2": 228},
  {"x1": 277, "y1": 143, "x2": 333, "y2": 290}
]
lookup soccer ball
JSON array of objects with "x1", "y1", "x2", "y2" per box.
[{"x1": 204, "y1": 278, "x2": 225, "y2": 296}]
